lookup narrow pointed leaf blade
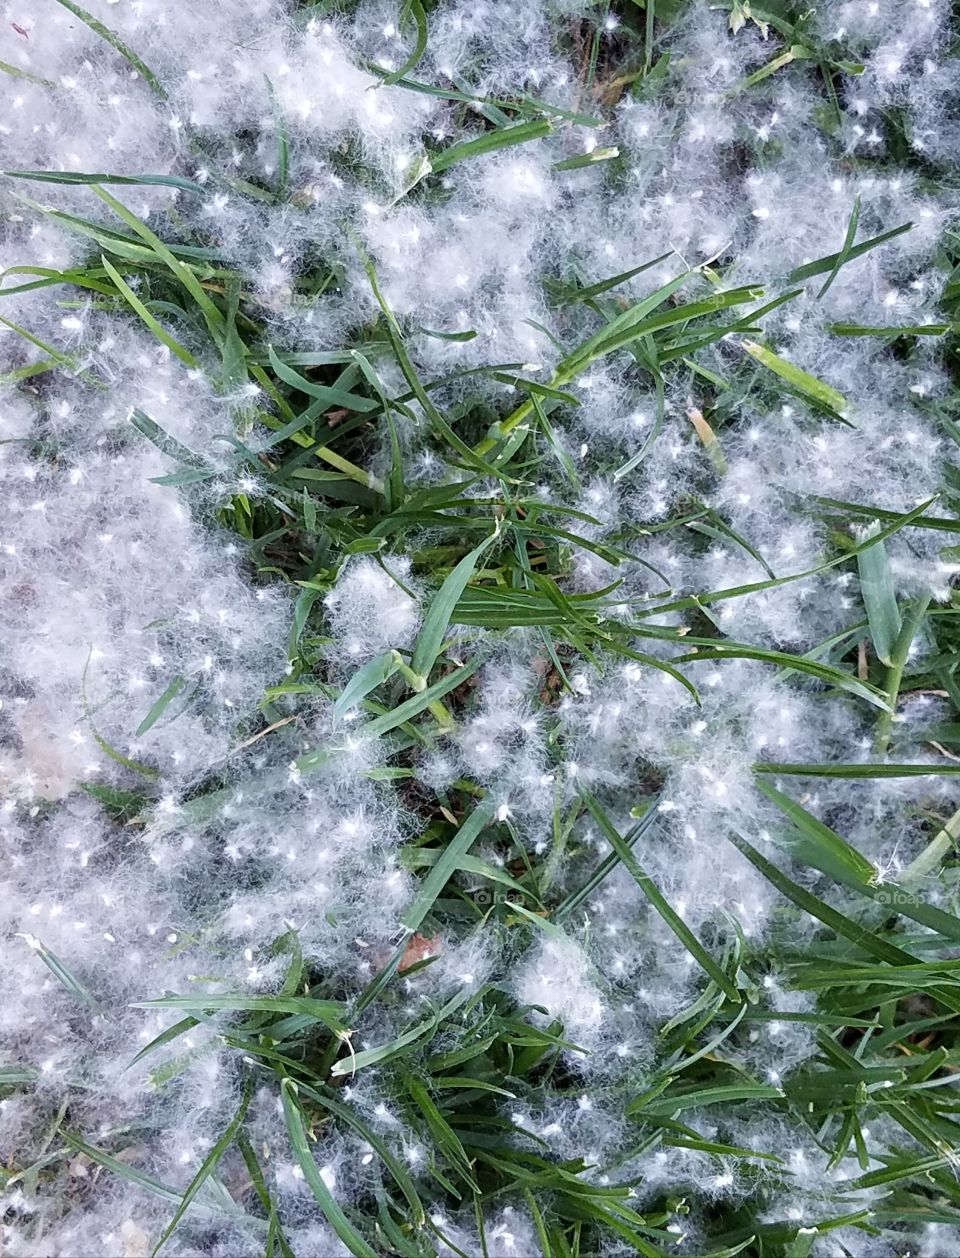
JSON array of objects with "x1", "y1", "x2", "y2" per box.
[
  {"x1": 741, "y1": 339, "x2": 847, "y2": 416},
  {"x1": 333, "y1": 651, "x2": 399, "y2": 720},
  {"x1": 411, "y1": 528, "x2": 500, "y2": 678},
  {"x1": 857, "y1": 523, "x2": 902, "y2": 666},
  {"x1": 402, "y1": 797, "x2": 496, "y2": 933},
  {"x1": 280, "y1": 1081, "x2": 378, "y2": 1258}
]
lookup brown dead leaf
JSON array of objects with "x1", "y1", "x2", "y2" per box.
[{"x1": 399, "y1": 933, "x2": 441, "y2": 972}]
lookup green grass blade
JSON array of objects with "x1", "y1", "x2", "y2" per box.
[
  {"x1": 136, "y1": 675, "x2": 189, "y2": 737},
  {"x1": 153, "y1": 1084, "x2": 251, "y2": 1255},
  {"x1": 671, "y1": 643, "x2": 889, "y2": 710},
  {"x1": 639, "y1": 495, "x2": 936, "y2": 620},
  {"x1": 431, "y1": 120, "x2": 552, "y2": 175},
  {"x1": 300, "y1": 1086, "x2": 425, "y2": 1225},
  {"x1": 826, "y1": 322, "x2": 949, "y2": 337},
  {"x1": 741, "y1": 339, "x2": 846, "y2": 416},
  {"x1": 552, "y1": 146, "x2": 619, "y2": 171},
  {"x1": 126, "y1": 1016, "x2": 199, "y2": 1071},
  {"x1": 402, "y1": 797, "x2": 496, "y2": 933},
  {"x1": 756, "y1": 781, "x2": 875, "y2": 883},
  {"x1": 553, "y1": 253, "x2": 673, "y2": 305},
  {"x1": 0, "y1": 59, "x2": 55, "y2": 86},
  {"x1": 91, "y1": 187, "x2": 224, "y2": 341},
  {"x1": 60, "y1": 1135, "x2": 186, "y2": 1206},
  {"x1": 377, "y1": 0, "x2": 428, "y2": 86},
  {"x1": 333, "y1": 651, "x2": 400, "y2": 720},
  {"x1": 133, "y1": 995, "x2": 347, "y2": 1035},
  {"x1": 785, "y1": 221, "x2": 913, "y2": 283},
  {"x1": 19, "y1": 934, "x2": 101, "y2": 1010},
  {"x1": 405, "y1": 1073, "x2": 478, "y2": 1190},
  {"x1": 263, "y1": 77, "x2": 289, "y2": 197},
  {"x1": 51, "y1": 0, "x2": 166, "y2": 96},
  {"x1": 131, "y1": 409, "x2": 210, "y2": 469},
  {"x1": 727, "y1": 833, "x2": 960, "y2": 1016},
  {"x1": 280, "y1": 1081, "x2": 378, "y2": 1258},
  {"x1": 4, "y1": 169, "x2": 202, "y2": 193},
  {"x1": 297, "y1": 659, "x2": 483, "y2": 772},
  {"x1": 818, "y1": 195, "x2": 860, "y2": 298},
  {"x1": 561, "y1": 271, "x2": 693, "y2": 374},
  {"x1": 100, "y1": 254, "x2": 198, "y2": 365},
  {"x1": 634, "y1": 1083, "x2": 784, "y2": 1117},
  {"x1": 0, "y1": 312, "x2": 88, "y2": 376},
  {"x1": 554, "y1": 804, "x2": 659, "y2": 922},
  {"x1": 357, "y1": 245, "x2": 515, "y2": 480},
  {"x1": 404, "y1": 847, "x2": 537, "y2": 903},
  {"x1": 754, "y1": 762, "x2": 960, "y2": 778},
  {"x1": 580, "y1": 791, "x2": 741, "y2": 1003},
  {"x1": 267, "y1": 345, "x2": 379, "y2": 411},
  {"x1": 857, "y1": 523, "x2": 901, "y2": 666},
  {"x1": 875, "y1": 592, "x2": 932, "y2": 755},
  {"x1": 411, "y1": 527, "x2": 500, "y2": 679}
]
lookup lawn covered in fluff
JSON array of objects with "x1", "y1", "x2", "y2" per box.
[{"x1": 3, "y1": 1, "x2": 960, "y2": 1255}]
